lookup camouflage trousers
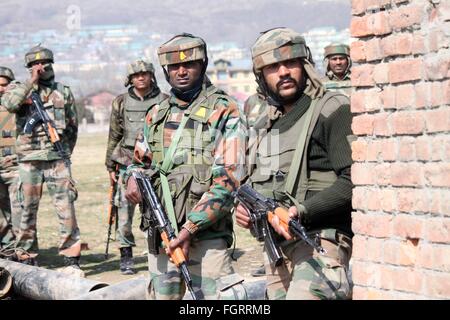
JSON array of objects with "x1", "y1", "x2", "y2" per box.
[
  {"x1": 115, "y1": 168, "x2": 136, "y2": 248},
  {"x1": 265, "y1": 229, "x2": 352, "y2": 300},
  {"x1": 0, "y1": 164, "x2": 21, "y2": 247},
  {"x1": 146, "y1": 238, "x2": 234, "y2": 300},
  {"x1": 16, "y1": 160, "x2": 81, "y2": 257}
]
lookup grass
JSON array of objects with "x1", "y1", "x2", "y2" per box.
[{"x1": 34, "y1": 132, "x2": 260, "y2": 284}]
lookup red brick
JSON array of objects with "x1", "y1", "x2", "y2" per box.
[
  {"x1": 380, "y1": 86, "x2": 395, "y2": 109},
  {"x1": 430, "y1": 82, "x2": 445, "y2": 108},
  {"x1": 352, "y1": 139, "x2": 368, "y2": 162},
  {"x1": 383, "y1": 240, "x2": 398, "y2": 265},
  {"x1": 417, "y1": 243, "x2": 433, "y2": 269},
  {"x1": 351, "y1": 0, "x2": 366, "y2": 16},
  {"x1": 428, "y1": 29, "x2": 448, "y2": 53},
  {"x1": 442, "y1": 190, "x2": 450, "y2": 216},
  {"x1": 415, "y1": 136, "x2": 431, "y2": 161},
  {"x1": 379, "y1": 265, "x2": 397, "y2": 293},
  {"x1": 425, "y1": 55, "x2": 450, "y2": 81},
  {"x1": 396, "y1": 33, "x2": 413, "y2": 55},
  {"x1": 414, "y1": 189, "x2": 430, "y2": 213},
  {"x1": 351, "y1": 90, "x2": 366, "y2": 113},
  {"x1": 365, "y1": 38, "x2": 383, "y2": 61},
  {"x1": 352, "y1": 64, "x2": 375, "y2": 87},
  {"x1": 367, "y1": 140, "x2": 380, "y2": 161},
  {"x1": 381, "y1": 188, "x2": 397, "y2": 212},
  {"x1": 351, "y1": 16, "x2": 371, "y2": 37},
  {"x1": 391, "y1": 111, "x2": 424, "y2": 135},
  {"x1": 395, "y1": 84, "x2": 415, "y2": 109},
  {"x1": 393, "y1": 214, "x2": 424, "y2": 239},
  {"x1": 440, "y1": 2, "x2": 450, "y2": 21},
  {"x1": 352, "y1": 286, "x2": 368, "y2": 300},
  {"x1": 398, "y1": 137, "x2": 415, "y2": 161},
  {"x1": 444, "y1": 80, "x2": 450, "y2": 104},
  {"x1": 380, "y1": 138, "x2": 397, "y2": 161},
  {"x1": 424, "y1": 163, "x2": 450, "y2": 187},
  {"x1": 391, "y1": 163, "x2": 423, "y2": 186},
  {"x1": 425, "y1": 272, "x2": 450, "y2": 298},
  {"x1": 352, "y1": 234, "x2": 367, "y2": 260},
  {"x1": 397, "y1": 188, "x2": 422, "y2": 213},
  {"x1": 368, "y1": 188, "x2": 382, "y2": 210},
  {"x1": 366, "y1": 213, "x2": 393, "y2": 238},
  {"x1": 429, "y1": 189, "x2": 442, "y2": 215},
  {"x1": 353, "y1": 261, "x2": 382, "y2": 287},
  {"x1": 412, "y1": 34, "x2": 427, "y2": 55},
  {"x1": 352, "y1": 187, "x2": 367, "y2": 210},
  {"x1": 367, "y1": 237, "x2": 384, "y2": 263},
  {"x1": 431, "y1": 136, "x2": 446, "y2": 161},
  {"x1": 365, "y1": 89, "x2": 382, "y2": 111},
  {"x1": 375, "y1": 163, "x2": 392, "y2": 185},
  {"x1": 389, "y1": 5, "x2": 424, "y2": 30},
  {"x1": 369, "y1": 11, "x2": 392, "y2": 36},
  {"x1": 352, "y1": 114, "x2": 374, "y2": 135},
  {"x1": 418, "y1": 244, "x2": 450, "y2": 271},
  {"x1": 352, "y1": 163, "x2": 376, "y2": 185},
  {"x1": 414, "y1": 82, "x2": 431, "y2": 109},
  {"x1": 373, "y1": 63, "x2": 389, "y2": 84},
  {"x1": 352, "y1": 211, "x2": 368, "y2": 235},
  {"x1": 425, "y1": 218, "x2": 450, "y2": 243},
  {"x1": 388, "y1": 59, "x2": 424, "y2": 84},
  {"x1": 374, "y1": 113, "x2": 392, "y2": 136},
  {"x1": 350, "y1": 40, "x2": 366, "y2": 63},
  {"x1": 397, "y1": 239, "x2": 419, "y2": 266},
  {"x1": 392, "y1": 267, "x2": 424, "y2": 294}
]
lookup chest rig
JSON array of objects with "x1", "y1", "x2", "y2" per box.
[{"x1": 146, "y1": 86, "x2": 229, "y2": 232}]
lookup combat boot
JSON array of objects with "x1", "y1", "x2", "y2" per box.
[
  {"x1": 251, "y1": 264, "x2": 266, "y2": 277},
  {"x1": 119, "y1": 247, "x2": 136, "y2": 275},
  {"x1": 58, "y1": 256, "x2": 85, "y2": 278}
]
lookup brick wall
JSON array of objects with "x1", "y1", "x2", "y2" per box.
[{"x1": 350, "y1": 0, "x2": 450, "y2": 299}]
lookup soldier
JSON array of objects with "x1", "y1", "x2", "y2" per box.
[
  {"x1": 0, "y1": 66, "x2": 22, "y2": 250},
  {"x1": 235, "y1": 28, "x2": 354, "y2": 300},
  {"x1": 321, "y1": 43, "x2": 352, "y2": 96},
  {"x1": 1, "y1": 45, "x2": 83, "y2": 275},
  {"x1": 125, "y1": 33, "x2": 246, "y2": 300},
  {"x1": 105, "y1": 60, "x2": 167, "y2": 274}
]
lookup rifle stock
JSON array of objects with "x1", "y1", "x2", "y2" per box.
[{"x1": 105, "y1": 181, "x2": 118, "y2": 260}]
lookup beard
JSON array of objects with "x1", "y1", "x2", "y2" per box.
[{"x1": 270, "y1": 76, "x2": 303, "y2": 105}]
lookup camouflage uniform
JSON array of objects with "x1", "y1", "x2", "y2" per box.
[
  {"x1": 0, "y1": 46, "x2": 81, "y2": 261},
  {"x1": 105, "y1": 60, "x2": 167, "y2": 251},
  {"x1": 246, "y1": 28, "x2": 354, "y2": 300},
  {"x1": 0, "y1": 67, "x2": 21, "y2": 248},
  {"x1": 127, "y1": 34, "x2": 246, "y2": 300},
  {"x1": 321, "y1": 43, "x2": 352, "y2": 96}
]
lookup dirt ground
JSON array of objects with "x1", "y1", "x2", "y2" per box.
[{"x1": 33, "y1": 132, "x2": 263, "y2": 285}]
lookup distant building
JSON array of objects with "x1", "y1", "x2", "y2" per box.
[
  {"x1": 83, "y1": 90, "x2": 116, "y2": 126},
  {"x1": 207, "y1": 58, "x2": 257, "y2": 105}
]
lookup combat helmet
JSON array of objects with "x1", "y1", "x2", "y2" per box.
[
  {"x1": 251, "y1": 27, "x2": 313, "y2": 74},
  {"x1": 0, "y1": 66, "x2": 15, "y2": 81},
  {"x1": 124, "y1": 60, "x2": 155, "y2": 87},
  {"x1": 323, "y1": 43, "x2": 350, "y2": 58},
  {"x1": 24, "y1": 45, "x2": 54, "y2": 68}
]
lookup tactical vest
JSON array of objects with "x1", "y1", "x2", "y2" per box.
[
  {"x1": 147, "y1": 86, "x2": 231, "y2": 229},
  {"x1": 322, "y1": 74, "x2": 351, "y2": 97},
  {"x1": 0, "y1": 105, "x2": 16, "y2": 157},
  {"x1": 122, "y1": 92, "x2": 163, "y2": 148},
  {"x1": 249, "y1": 92, "x2": 349, "y2": 208}
]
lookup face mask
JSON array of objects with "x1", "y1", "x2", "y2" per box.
[{"x1": 39, "y1": 63, "x2": 55, "y2": 81}]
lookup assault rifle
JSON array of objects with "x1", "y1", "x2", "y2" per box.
[
  {"x1": 132, "y1": 171, "x2": 199, "y2": 300},
  {"x1": 104, "y1": 170, "x2": 119, "y2": 260},
  {"x1": 24, "y1": 91, "x2": 71, "y2": 173},
  {"x1": 234, "y1": 184, "x2": 326, "y2": 266}
]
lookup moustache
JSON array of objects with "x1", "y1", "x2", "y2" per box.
[{"x1": 276, "y1": 77, "x2": 298, "y2": 90}]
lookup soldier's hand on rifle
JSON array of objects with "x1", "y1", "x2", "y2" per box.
[
  {"x1": 270, "y1": 206, "x2": 299, "y2": 241},
  {"x1": 108, "y1": 171, "x2": 117, "y2": 186},
  {"x1": 167, "y1": 228, "x2": 191, "y2": 261},
  {"x1": 30, "y1": 64, "x2": 45, "y2": 85},
  {"x1": 125, "y1": 176, "x2": 142, "y2": 204},
  {"x1": 235, "y1": 204, "x2": 251, "y2": 229}
]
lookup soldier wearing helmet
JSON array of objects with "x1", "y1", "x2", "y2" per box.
[
  {"x1": 235, "y1": 28, "x2": 354, "y2": 300},
  {"x1": 321, "y1": 43, "x2": 352, "y2": 96},
  {"x1": 125, "y1": 33, "x2": 246, "y2": 300},
  {"x1": 1, "y1": 45, "x2": 83, "y2": 275},
  {"x1": 105, "y1": 59, "x2": 167, "y2": 274},
  {"x1": 0, "y1": 66, "x2": 23, "y2": 251}
]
